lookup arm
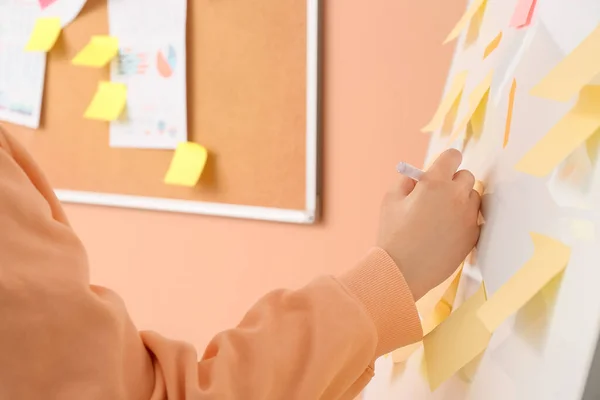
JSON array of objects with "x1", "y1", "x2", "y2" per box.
[
  {"x1": 0, "y1": 127, "x2": 420, "y2": 399},
  {"x1": 142, "y1": 249, "x2": 422, "y2": 399},
  {"x1": 0, "y1": 124, "x2": 476, "y2": 399}
]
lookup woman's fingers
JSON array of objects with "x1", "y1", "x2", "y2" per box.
[
  {"x1": 424, "y1": 149, "x2": 462, "y2": 181},
  {"x1": 454, "y1": 170, "x2": 476, "y2": 190},
  {"x1": 396, "y1": 175, "x2": 417, "y2": 197}
]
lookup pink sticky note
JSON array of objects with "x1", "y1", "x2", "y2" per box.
[
  {"x1": 38, "y1": 0, "x2": 58, "y2": 10},
  {"x1": 510, "y1": 0, "x2": 538, "y2": 28}
]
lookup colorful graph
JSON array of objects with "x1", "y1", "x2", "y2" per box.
[
  {"x1": 117, "y1": 48, "x2": 149, "y2": 76},
  {"x1": 157, "y1": 45, "x2": 176, "y2": 78}
]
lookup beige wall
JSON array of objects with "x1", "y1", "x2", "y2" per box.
[{"x1": 64, "y1": 0, "x2": 464, "y2": 352}]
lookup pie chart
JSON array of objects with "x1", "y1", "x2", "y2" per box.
[{"x1": 157, "y1": 45, "x2": 176, "y2": 78}]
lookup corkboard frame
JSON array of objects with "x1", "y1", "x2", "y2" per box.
[{"x1": 52, "y1": 0, "x2": 321, "y2": 224}]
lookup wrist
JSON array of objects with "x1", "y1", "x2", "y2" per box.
[{"x1": 380, "y1": 247, "x2": 428, "y2": 301}]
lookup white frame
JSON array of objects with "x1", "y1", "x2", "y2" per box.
[{"x1": 56, "y1": 0, "x2": 321, "y2": 224}]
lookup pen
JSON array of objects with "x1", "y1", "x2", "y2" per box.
[{"x1": 396, "y1": 162, "x2": 424, "y2": 181}]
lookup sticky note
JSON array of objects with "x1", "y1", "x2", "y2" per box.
[
  {"x1": 450, "y1": 71, "x2": 494, "y2": 141},
  {"x1": 84, "y1": 81, "x2": 127, "y2": 121},
  {"x1": 515, "y1": 85, "x2": 600, "y2": 177},
  {"x1": 473, "y1": 180, "x2": 485, "y2": 196},
  {"x1": 444, "y1": 0, "x2": 487, "y2": 44},
  {"x1": 504, "y1": 79, "x2": 517, "y2": 148},
  {"x1": 530, "y1": 25, "x2": 600, "y2": 102},
  {"x1": 569, "y1": 219, "x2": 595, "y2": 242},
  {"x1": 441, "y1": 268, "x2": 461, "y2": 306},
  {"x1": 483, "y1": 32, "x2": 502, "y2": 59},
  {"x1": 464, "y1": 2, "x2": 486, "y2": 47},
  {"x1": 38, "y1": 0, "x2": 57, "y2": 9},
  {"x1": 392, "y1": 342, "x2": 421, "y2": 364},
  {"x1": 510, "y1": 0, "x2": 538, "y2": 29},
  {"x1": 25, "y1": 17, "x2": 61, "y2": 52},
  {"x1": 72, "y1": 36, "x2": 119, "y2": 67},
  {"x1": 423, "y1": 285, "x2": 490, "y2": 391},
  {"x1": 477, "y1": 233, "x2": 570, "y2": 333},
  {"x1": 586, "y1": 127, "x2": 600, "y2": 163},
  {"x1": 164, "y1": 142, "x2": 208, "y2": 187},
  {"x1": 422, "y1": 71, "x2": 468, "y2": 133}
]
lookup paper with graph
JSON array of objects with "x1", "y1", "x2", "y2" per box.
[
  {"x1": 0, "y1": 0, "x2": 87, "y2": 128},
  {"x1": 108, "y1": 0, "x2": 188, "y2": 149}
]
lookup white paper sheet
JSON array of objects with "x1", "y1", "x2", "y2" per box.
[
  {"x1": 107, "y1": 0, "x2": 188, "y2": 149},
  {"x1": 0, "y1": 0, "x2": 87, "y2": 128},
  {"x1": 539, "y1": 0, "x2": 600, "y2": 55}
]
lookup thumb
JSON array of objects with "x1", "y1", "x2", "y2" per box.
[{"x1": 397, "y1": 175, "x2": 417, "y2": 197}]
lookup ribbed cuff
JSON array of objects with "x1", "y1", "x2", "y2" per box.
[{"x1": 338, "y1": 248, "x2": 423, "y2": 357}]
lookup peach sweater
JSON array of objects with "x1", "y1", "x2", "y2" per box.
[{"x1": 0, "y1": 126, "x2": 422, "y2": 400}]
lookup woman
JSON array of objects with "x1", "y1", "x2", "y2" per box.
[{"x1": 0, "y1": 126, "x2": 480, "y2": 399}]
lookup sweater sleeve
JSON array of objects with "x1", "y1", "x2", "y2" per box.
[{"x1": 0, "y1": 126, "x2": 422, "y2": 400}]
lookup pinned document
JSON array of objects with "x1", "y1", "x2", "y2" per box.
[
  {"x1": 515, "y1": 86, "x2": 600, "y2": 177},
  {"x1": 504, "y1": 79, "x2": 517, "y2": 148},
  {"x1": 423, "y1": 285, "x2": 490, "y2": 391},
  {"x1": 422, "y1": 71, "x2": 468, "y2": 133},
  {"x1": 72, "y1": 36, "x2": 119, "y2": 67},
  {"x1": 477, "y1": 233, "x2": 570, "y2": 332},
  {"x1": 530, "y1": 25, "x2": 600, "y2": 102},
  {"x1": 25, "y1": 17, "x2": 61, "y2": 52},
  {"x1": 483, "y1": 32, "x2": 502, "y2": 59},
  {"x1": 164, "y1": 142, "x2": 208, "y2": 187},
  {"x1": 445, "y1": 0, "x2": 487, "y2": 44},
  {"x1": 510, "y1": 0, "x2": 538, "y2": 28},
  {"x1": 451, "y1": 71, "x2": 494, "y2": 141},
  {"x1": 84, "y1": 82, "x2": 127, "y2": 121}
]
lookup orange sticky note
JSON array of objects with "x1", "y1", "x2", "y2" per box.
[
  {"x1": 164, "y1": 142, "x2": 208, "y2": 187},
  {"x1": 477, "y1": 233, "x2": 570, "y2": 332},
  {"x1": 483, "y1": 32, "x2": 503, "y2": 59},
  {"x1": 516, "y1": 85, "x2": 600, "y2": 176},
  {"x1": 530, "y1": 25, "x2": 600, "y2": 102},
  {"x1": 510, "y1": 0, "x2": 538, "y2": 29},
  {"x1": 422, "y1": 71, "x2": 469, "y2": 133},
  {"x1": 423, "y1": 284, "x2": 490, "y2": 391},
  {"x1": 444, "y1": 0, "x2": 487, "y2": 44},
  {"x1": 504, "y1": 79, "x2": 517, "y2": 148},
  {"x1": 84, "y1": 81, "x2": 127, "y2": 121},
  {"x1": 25, "y1": 17, "x2": 61, "y2": 52}
]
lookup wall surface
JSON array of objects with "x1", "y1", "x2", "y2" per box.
[{"x1": 63, "y1": 0, "x2": 464, "y2": 351}]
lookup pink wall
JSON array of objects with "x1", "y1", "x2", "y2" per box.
[{"x1": 64, "y1": 0, "x2": 464, "y2": 350}]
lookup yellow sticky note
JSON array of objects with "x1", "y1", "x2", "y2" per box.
[
  {"x1": 450, "y1": 71, "x2": 494, "y2": 141},
  {"x1": 484, "y1": 32, "x2": 503, "y2": 59},
  {"x1": 72, "y1": 36, "x2": 119, "y2": 67},
  {"x1": 422, "y1": 71, "x2": 468, "y2": 132},
  {"x1": 441, "y1": 267, "x2": 462, "y2": 307},
  {"x1": 504, "y1": 79, "x2": 517, "y2": 149},
  {"x1": 530, "y1": 25, "x2": 600, "y2": 102},
  {"x1": 477, "y1": 233, "x2": 570, "y2": 333},
  {"x1": 392, "y1": 342, "x2": 421, "y2": 364},
  {"x1": 423, "y1": 284, "x2": 490, "y2": 391},
  {"x1": 464, "y1": 2, "x2": 486, "y2": 47},
  {"x1": 25, "y1": 17, "x2": 61, "y2": 52},
  {"x1": 444, "y1": 0, "x2": 487, "y2": 44},
  {"x1": 569, "y1": 219, "x2": 595, "y2": 242},
  {"x1": 515, "y1": 85, "x2": 600, "y2": 177},
  {"x1": 164, "y1": 142, "x2": 208, "y2": 187},
  {"x1": 84, "y1": 81, "x2": 127, "y2": 121}
]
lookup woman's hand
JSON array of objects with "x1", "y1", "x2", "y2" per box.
[{"x1": 377, "y1": 149, "x2": 481, "y2": 300}]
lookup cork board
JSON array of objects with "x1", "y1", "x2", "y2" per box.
[{"x1": 6, "y1": 0, "x2": 320, "y2": 223}]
